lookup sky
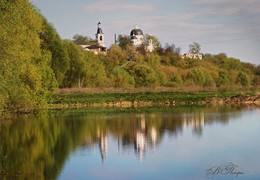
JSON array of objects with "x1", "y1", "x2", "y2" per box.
[{"x1": 30, "y1": 0, "x2": 260, "y2": 65}]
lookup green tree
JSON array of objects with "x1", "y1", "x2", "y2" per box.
[
  {"x1": 130, "y1": 65, "x2": 157, "y2": 87},
  {"x1": 40, "y1": 17, "x2": 69, "y2": 85},
  {"x1": 73, "y1": 34, "x2": 89, "y2": 45},
  {"x1": 146, "y1": 54, "x2": 160, "y2": 70},
  {"x1": 118, "y1": 35, "x2": 132, "y2": 50},
  {"x1": 111, "y1": 67, "x2": 135, "y2": 87},
  {"x1": 170, "y1": 75, "x2": 183, "y2": 87},
  {"x1": 222, "y1": 57, "x2": 241, "y2": 71},
  {"x1": 0, "y1": 0, "x2": 57, "y2": 111},
  {"x1": 62, "y1": 40, "x2": 85, "y2": 88},
  {"x1": 217, "y1": 71, "x2": 231, "y2": 86},
  {"x1": 204, "y1": 73, "x2": 216, "y2": 87},
  {"x1": 187, "y1": 69, "x2": 205, "y2": 86},
  {"x1": 83, "y1": 51, "x2": 108, "y2": 87},
  {"x1": 236, "y1": 72, "x2": 250, "y2": 86},
  {"x1": 164, "y1": 43, "x2": 182, "y2": 65},
  {"x1": 157, "y1": 71, "x2": 167, "y2": 86},
  {"x1": 145, "y1": 34, "x2": 161, "y2": 48},
  {"x1": 189, "y1": 42, "x2": 201, "y2": 54},
  {"x1": 103, "y1": 44, "x2": 127, "y2": 71}
]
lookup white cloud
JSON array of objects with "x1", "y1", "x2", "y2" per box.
[{"x1": 83, "y1": 0, "x2": 157, "y2": 14}]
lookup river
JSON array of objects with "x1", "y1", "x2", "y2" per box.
[{"x1": 0, "y1": 105, "x2": 259, "y2": 180}]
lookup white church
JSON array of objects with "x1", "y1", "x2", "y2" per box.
[
  {"x1": 82, "y1": 21, "x2": 202, "y2": 59},
  {"x1": 82, "y1": 21, "x2": 154, "y2": 53},
  {"x1": 130, "y1": 24, "x2": 154, "y2": 52}
]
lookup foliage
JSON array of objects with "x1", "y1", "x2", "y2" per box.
[
  {"x1": 0, "y1": 0, "x2": 57, "y2": 112},
  {"x1": 118, "y1": 35, "x2": 132, "y2": 50},
  {"x1": 236, "y1": 72, "x2": 251, "y2": 86},
  {"x1": 62, "y1": 40, "x2": 85, "y2": 88},
  {"x1": 204, "y1": 72, "x2": 216, "y2": 87},
  {"x1": 40, "y1": 17, "x2": 69, "y2": 85},
  {"x1": 144, "y1": 34, "x2": 161, "y2": 48},
  {"x1": 130, "y1": 65, "x2": 157, "y2": 87},
  {"x1": 222, "y1": 57, "x2": 241, "y2": 71},
  {"x1": 189, "y1": 42, "x2": 201, "y2": 54},
  {"x1": 1, "y1": 0, "x2": 259, "y2": 112},
  {"x1": 83, "y1": 51, "x2": 108, "y2": 87},
  {"x1": 111, "y1": 66, "x2": 135, "y2": 87},
  {"x1": 73, "y1": 34, "x2": 98, "y2": 45},
  {"x1": 156, "y1": 71, "x2": 167, "y2": 86},
  {"x1": 145, "y1": 54, "x2": 160, "y2": 70},
  {"x1": 187, "y1": 69, "x2": 206, "y2": 86},
  {"x1": 217, "y1": 71, "x2": 231, "y2": 86},
  {"x1": 187, "y1": 69, "x2": 215, "y2": 87},
  {"x1": 73, "y1": 34, "x2": 88, "y2": 45},
  {"x1": 170, "y1": 75, "x2": 183, "y2": 87},
  {"x1": 102, "y1": 44, "x2": 127, "y2": 71}
]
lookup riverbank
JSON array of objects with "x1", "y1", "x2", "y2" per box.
[{"x1": 51, "y1": 87, "x2": 260, "y2": 109}]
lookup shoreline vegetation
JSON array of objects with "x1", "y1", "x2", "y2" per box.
[
  {"x1": 1, "y1": 1, "x2": 260, "y2": 115},
  {"x1": 50, "y1": 86, "x2": 260, "y2": 109}
]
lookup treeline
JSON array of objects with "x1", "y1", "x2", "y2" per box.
[
  {"x1": 64, "y1": 38, "x2": 260, "y2": 89},
  {"x1": 0, "y1": 0, "x2": 259, "y2": 112}
]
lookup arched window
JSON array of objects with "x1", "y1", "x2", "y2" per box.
[{"x1": 100, "y1": 36, "x2": 102, "y2": 41}]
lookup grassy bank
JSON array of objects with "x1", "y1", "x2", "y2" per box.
[{"x1": 51, "y1": 88, "x2": 260, "y2": 108}]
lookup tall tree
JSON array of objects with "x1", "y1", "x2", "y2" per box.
[
  {"x1": 40, "y1": 17, "x2": 69, "y2": 85},
  {"x1": 118, "y1": 35, "x2": 132, "y2": 50},
  {"x1": 73, "y1": 34, "x2": 89, "y2": 45},
  {"x1": 0, "y1": 0, "x2": 57, "y2": 111},
  {"x1": 145, "y1": 34, "x2": 161, "y2": 48},
  {"x1": 189, "y1": 42, "x2": 201, "y2": 54},
  {"x1": 62, "y1": 40, "x2": 85, "y2": 88}
]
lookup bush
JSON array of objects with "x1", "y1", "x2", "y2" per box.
[
  {"x1": 170, "y1": 75, "x2": 183, "y2": 87},
  {"x1": 217, "y1": 71, "x2": 231, "y2": 86},
  {"x1": 236, "y1": 72, "x2": 250, "y2": 86},
  {"x1": 157, "y1": 71, "x2": 167, "y2": 86},
  {"x1": 204, "y1": 73, "x2": 216, "y2": 87},
  {"x1": 165, "y1": 82, "x2": 179, "y2": 87},
  {"x1": 130, "y1": 65, "x2": 157, "y2": 87},
  {"x1": 187, "y1": 69, "x2": 206, "y2": 86},
  {"x1": 111, "y1": 67, "x2": 135, "y2": 87}
]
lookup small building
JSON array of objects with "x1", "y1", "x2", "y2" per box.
[
  {"x1": 80, "y1": 21, "x2": 107, "y2": 54},
  {"x1": 80, "y1": 45, "x2": 106, "y2": 55},
  {"x1": 181, "y1": 53, "x2": 202, "y2": 60}
]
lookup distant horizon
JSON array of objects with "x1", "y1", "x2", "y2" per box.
[{"x1": 31, "y1": 0, "x2": 260, "y2": 65}]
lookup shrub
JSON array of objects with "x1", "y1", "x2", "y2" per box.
[
  {"x1": 170, "y1": 75, "x2": 183, "y2": 87},
  {"x1": 157, "y1": 71, "x2": 167, "y2": 86},
  {"x1": 204, "y1": 73, "x2": 216, "y2": 87},
  {"x1": 111, "y1": 67, "x2": 135, "y2": 87},
  {"x1": 236, "y1": 72, "x2": 250, "y2": 86},
  {"x1": 187, "y1": 69, "x2": 206, "y2": 86},
  {"x1": 165, "y1": 82, "x2": 179, "y2": 87},
  {"x1": 130, "y1": 65, "x2": 157, "y2": 87},
  {"x1": 217, "y1": 71, "x2": 231, "y2": 86}
]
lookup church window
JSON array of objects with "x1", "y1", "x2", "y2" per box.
[{"x1": 100, "y1": 36, "x2": 102, "y2": 41}]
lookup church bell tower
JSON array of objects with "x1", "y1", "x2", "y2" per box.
[{"x1": 96, "y1": 21, "x2": 105, "y2": 47}]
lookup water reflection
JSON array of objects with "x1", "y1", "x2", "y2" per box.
[{"x1": 0, "y1": 105, "x2": 254, "y2": 179}]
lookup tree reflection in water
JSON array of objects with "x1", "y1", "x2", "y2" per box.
[{"x1": 0, "y1": 105, "x2": 246, "y2": 179}]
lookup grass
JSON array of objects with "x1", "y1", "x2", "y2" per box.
[{"x1": 52, "y1": 87, "x2": 259, "y2": 106}]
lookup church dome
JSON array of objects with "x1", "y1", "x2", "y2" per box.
[{"x1": 130, "y1": 25, "x2": 143, "y2": 36}]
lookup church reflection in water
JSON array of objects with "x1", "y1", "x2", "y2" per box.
[
  {"x1": 90, "y1": 107, "x2": 237, "y2": 163},
  {"x1": 0, "y1": 105, "x2": 244, "y2": 179}
]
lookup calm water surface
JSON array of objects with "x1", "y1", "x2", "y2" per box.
[{"x1": 0, "y1": 105, "x2": 260, "y2": 180}]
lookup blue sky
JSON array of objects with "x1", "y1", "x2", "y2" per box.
[{"x1": 31, "y1": 0, "x2": 260, "y2": 65}]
